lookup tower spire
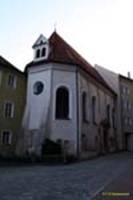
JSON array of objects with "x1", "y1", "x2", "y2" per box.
[{"x1": 54, "y1": 22, "x2": 57, "y2": 32}]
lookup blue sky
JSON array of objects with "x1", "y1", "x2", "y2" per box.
[{"x1": 0, "y1": 0, "x2": 133, "y2": 76}]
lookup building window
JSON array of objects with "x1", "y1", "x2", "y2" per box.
[
  {"x1": 8, "y1": 74, "x2": 16, "y2": 88},
  {"x1": 122, "y1": 86, "x2": 130, "y2": 95},
  {"x1": 81, "y1": 134, "x2": 88, "y2": 151},
  {"x1": 36, "y1": 49, "x2": 40, "y2": 58},
  {"x1": 127, "y1": 101, "x2": 131, "y2": 111},
  {"x1": 129, "y1": 118, "x2": 132, "y2": 126},
  {"x1": 106, "y1": 104, "x2": 110, "y2": 122},
  {"x1": 122, "y1": 86, "x2": 126, "y2": 94},
  {"x1": 92, "y1": 96, "x2": 96, "y2": 124},
  {"x1": 123, "y1": 99, "x2": 127, "y2": 109},
  {"x1": 112, "y1": 108, "x2": 116, "y2": 128},
  {"x1": 41, "y1": 47, "x2": 46, "y2": 57},
  {"x1": 82, "y1": 92, "x2": 87, "y2": 122},
  {"x1": 33, "y1": 81, "x2": 44, "y2": 95},
  {"x1": 124, "y1": 117, "x2": 128, "y2": 125},
  {"x1": 127, "y1": 88, "x2": 130, "y2": 95},
  {"x1": 4, "y1": 102, "x2": 14, "y2": 118},
  {"x1": 0, "y1": 71, "x2": 2, "y2": 86},
  {"x1": 1, "y1": 131, "x2": 12, "y2": 145},
  {"x1": 55, "y1": 87, "x2": 69, "y2": 119}
]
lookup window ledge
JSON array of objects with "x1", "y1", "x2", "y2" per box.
[
  {"x1": 83, "y1": 120, "x2": 90, "y2": 124},
  {"x1": 55, "y1": 118, "x2": 71, "y2": 120}
]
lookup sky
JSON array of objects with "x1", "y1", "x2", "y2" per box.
[{"x1": 0, "y1": 0, "x2": 133, "y2": 76}]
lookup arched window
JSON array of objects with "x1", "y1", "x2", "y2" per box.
[
  {"x1": 112, "y1": 108, "x2": 116, "y2": 128},
  {"x1": 92, "y1": 96, "x2": 96, "y2": 124},
  {"x1": 41, "y1": 47, "x2": 46, "y2": 57},
  {"x1": 82, "y1": 92, "x2": 87, "y2": 122},
  {"x1": 36, "y1": 49, "x2": 40, "y2": 58},
  {"x1": 55, "y1": 87, "x2": 69, "y2": 119},
  {"x1": 106, "y1": 104, "x2": 110, "y2": 122},
  {"x1": 81, "y1": 134, "x2": 88, "y2": 151}
]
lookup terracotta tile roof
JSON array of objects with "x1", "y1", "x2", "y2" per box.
[
  {"x1": 26, "y1": 32, "x2": 116, "y2": 95},
  {"x1": 0, "y1": 55, "x2": 24, "y2": 74}
]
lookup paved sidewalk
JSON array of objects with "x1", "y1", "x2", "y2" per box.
[{"x1": 94, "y1": 166, "x2": 133, "y2": 200}]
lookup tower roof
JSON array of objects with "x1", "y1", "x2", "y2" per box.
[{"x1": 26, "y1": 32, "x2": 116, "y2": 95}]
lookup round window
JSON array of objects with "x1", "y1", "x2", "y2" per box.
[{"x1": 33, "y1": 81, "x2": 44, "y2": 95}]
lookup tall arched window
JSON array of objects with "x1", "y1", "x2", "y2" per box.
[
  {"x1": 112, "y1": 108, "x2": 116, "y2": 128},
  {"x1": 92, "y1": 96, "x2": 96, "y2": 124},
  {"x1": 106, "y1": 104, "x2": 110, "y2": 122},
  {"x1": 55, "y1": 87, "x2": 69, "y2": 119},
  {"x1": 82, "y1": 92, "x2": 87, "y2": 122}
]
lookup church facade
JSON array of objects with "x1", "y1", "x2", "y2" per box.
[{"x1": 17, "y1": 32, "x2": 118, "y2": 158}]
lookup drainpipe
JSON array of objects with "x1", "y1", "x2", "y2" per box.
[
  {"x1": 76, "y1": 67, "x2": 80, "y2": 159},
  {"x1": 119, "y1": 78, "x2": 124, "y2": 150}
]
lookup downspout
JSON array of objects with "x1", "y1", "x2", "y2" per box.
[
  {"x1": 76, "y1": 67, "x2": 80, "y2": 158},
  {"x1": 119, "y1": 78, "x2": 124, "y2": 150}
]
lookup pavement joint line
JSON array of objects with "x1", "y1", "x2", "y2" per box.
[
  {"x1": 90, "y1": 164, "x2": 131, "y2": 200},
  {"x1": 90, "y1": 177, "x2": 117, "y2": 200}
]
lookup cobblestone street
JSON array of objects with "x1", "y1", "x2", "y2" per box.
[{"x1": 0, "y1": 152, "x2": 133, "y2": 200}]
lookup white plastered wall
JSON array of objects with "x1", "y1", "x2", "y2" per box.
[{"x1": 50, "y1": 64, "x2": 78, "y2": 155}]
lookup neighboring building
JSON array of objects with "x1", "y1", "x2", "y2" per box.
[
  {"x1": 119, "y1": 75, "x2": 133, "y2": 151},
  {"x1": 95, "y1": 64, "x2": 133, "y2": 151},
  {"x1": 0, "y1": 56, "x2": 26, "y2": 157},
  {"x1": 19, "y1": 32, "x2": 117, "y2": 158}
]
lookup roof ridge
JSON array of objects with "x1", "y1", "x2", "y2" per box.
[
  {"x1": 48, "y1": 32, "x2": 115, "y2": 95},
  {"x1": 49, "y1": 32, "x2": 92, "y2": 66},
  {"x1": 0, "y1": 55, "x2": 23, "y2": 74}
]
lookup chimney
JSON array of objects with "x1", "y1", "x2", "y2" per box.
[{"x1": 127, "y1": 71, "x2": 131, "y2": 79}]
